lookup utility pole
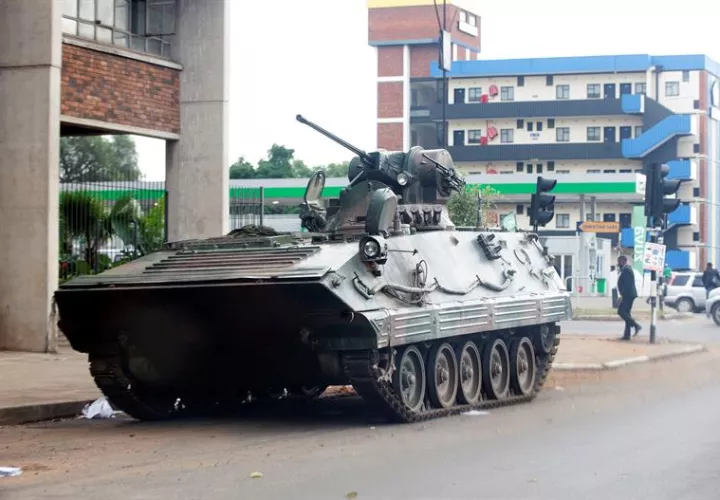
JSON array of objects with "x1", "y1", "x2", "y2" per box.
[{"x1": 435, "y1": 0, "x2": 449, "y2": 148}]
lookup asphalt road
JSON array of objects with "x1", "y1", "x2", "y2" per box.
[
  {"x1": 563, "y1": 313, "x2": 719, "y2": 345},
  {"x1": 2, "y1": 330, "x2": 720, "y2": 500}
]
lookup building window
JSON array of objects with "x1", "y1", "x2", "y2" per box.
[
  {"x1": 516, "y1": 119, "x2": 524, "y2": 129},
  {"x1": 547, "y1": 160, "x2": 555, "y2": 171},
  {"x1": 517, "y1": 76, "x2": 525, "y2": 87},
  {"x1": 468, "y1": 129, "x2": 482, "y2": 144},
  {"x1": 587, "y1": 126, "x2": 601, "y2": 141},
  {"x1": 547, "y1": 118, "x2": 555, "y2": 129},
  {"x1": 619, "y1": 169, "x2": 632, "y2": 173},
  {"x1": 635, "y1": 82, "x2": 646, "y2": 94},
  {"x1": 587, "y1": 84, "x2": 601, "y2": 99},
  {"x1": 468, "y1": 87, "x2": 482, "y2": 102},
  {"x1": 62, "y1": 0, "x2": 176, "y2": 57},
  {"x1": 536, "y1": 121, "x2": 543, "y2": 131},
  {"x1": 516, "y1": 162, "x2": 523, "y2": 172},
  {"x1": 587, "y1": 169, "x2": 601, "y2": 173},
  {"x1": 501, "y1": 86, "x2": 514, "y2": 101},
  {"x1": 665, "y1": 81, "x2": 680, "y2": 97},
  {"x1": 556, "y1": 169, "x2": 570, "y2": 174},
  {"x1": 682, "y1": 70, "x2": 690, "y2": 82},
  {"x1": 527, "y1": 121, "x2": 533, "y2": 132},
  {"x1": 546, "y1": 75, "x2": 554, "y2": 86},
  {"x1": 556, "y1": 214, "x2": 570, "y2": 229},
  {"x1": 634, "y1": 126, "x2": 643, "y2": 137},
  {"x1": 556, "y1": 84, "x2": 570, "y2": 100},
  {"x1": 556, "y1": 127, "x2": 570, "y2": 142},
  {"x1": 500, "y1": 129, "x2": 514, "y2": 143}
]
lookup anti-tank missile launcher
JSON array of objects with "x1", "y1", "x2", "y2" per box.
[{"x1": 54, "y1": 114, "x2": 572, "y2": 422}]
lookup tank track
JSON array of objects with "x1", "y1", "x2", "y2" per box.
[{"x1": 342, "y1": 333, "x2": 560, "y2": 423}]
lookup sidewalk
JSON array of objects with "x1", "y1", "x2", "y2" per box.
[
  {"x1": 0, "y1": 337, "x2": 706, "y2": 426},
  {"x1": 570, "y1": 295, "x2": 692, "y2": 321}
]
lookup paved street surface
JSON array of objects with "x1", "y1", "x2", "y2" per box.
[
  {"x1": 1, "y1": 317, "x2": 719, "y2": 499},
  {"x1": 563, "y1": 313, "x2": 719, "y2": 345}
]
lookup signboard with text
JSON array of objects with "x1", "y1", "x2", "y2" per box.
[
  {"x1": 631, "y1": 206, "x2": 646, "y2": 273},
  {"x1": 643, "y1": 242, "x2": 666, "y2": 272},
  {"x1": 576, "y1": 220, "x2": 620, "y2": 233}
]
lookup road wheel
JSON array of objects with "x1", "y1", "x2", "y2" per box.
[
  {"x1": 482, "y1": 339, "x2": 510, "y2": 400},
  {"x1": 509, "y1": 337, "x2": 537, "y2": 397},
  {"x1": 391, "y1": 346, "x2": 426, "y2": 413},
  {"x1": 456, "y1": 341, "x2": 482, "y2": 405},
  {"x1": 676, "y1": 298, "x2": 694, "y2": 313},
  {"x1": 427, "y1": 342, "x2": 458, "y2": 409},
  {"x1": 712, "y1": 303, "x2": 720, "y2": 327}
]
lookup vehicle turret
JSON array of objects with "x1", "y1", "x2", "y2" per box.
[{"x1": 295, "y1": 114, "x2": 467, "y2": 235}]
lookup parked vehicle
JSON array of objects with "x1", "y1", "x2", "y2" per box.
[
  {"x1": 662, "y1": 271, "x2": 707, "y2": 313},
  {"x1": 706, "y1": 288, "x2": 720, "y2": 326}
]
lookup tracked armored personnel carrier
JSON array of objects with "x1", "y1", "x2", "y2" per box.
[{"x1": 55, "y1": 115, "x2": 572, "y2": 423}]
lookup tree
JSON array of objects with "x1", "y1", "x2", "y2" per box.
[
  {"x1": 229, "y1": 156, "x2": 256, "y2": 179},
  {"x1": 319, "y1": 161, "x2": 349, "y2": 178},
  {"x1": 447, "y1": 185, "x2": 498, "y2": 227},
  {"x1": 292, "y1": 159, "x2": 313, "y2": 178},
  {"x1": 60, "y1": 135, "x2": 143, "y2": 183},
  {"x1": 255, "y1": 144, "x2": 295, "y2": 178}
]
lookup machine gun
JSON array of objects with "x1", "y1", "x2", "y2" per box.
[
  {"x1": 295, "y1": 114, "x2": 467, "y2": 234},
  {"x1": 296, "y1": 115, "x2": 465, "y2": 203}
]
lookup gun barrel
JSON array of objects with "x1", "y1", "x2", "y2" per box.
[{"x1": 296, "y1": 114, "x2": 371, "y2": 162}]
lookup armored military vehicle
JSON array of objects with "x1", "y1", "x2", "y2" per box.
[{"x1": 54, "y1": 115, "x2": 572, "y2": 423}]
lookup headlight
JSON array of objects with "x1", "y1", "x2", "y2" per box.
[
  {"x1": 397, "y1": 172, "x2": 410, "y2": 186},
  {"x1": 363, "y1": 239, "x2": 381, "y2": 258}
]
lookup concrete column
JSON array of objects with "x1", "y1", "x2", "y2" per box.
[
  {"x1": 166, "y1": 0, "x2": 230, "y2": 241},
  {"x1": 0, "y1": 0, "x2": 61, "y2": 352}
]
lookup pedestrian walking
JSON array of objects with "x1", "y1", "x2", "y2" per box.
[
  {"x1": 702, "y1": 262, "x2": 720, "y2": 299},
  {"x1": 616, "y1": 255, "x2": 642, "y2": 340}
]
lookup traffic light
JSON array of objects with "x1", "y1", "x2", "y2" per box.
[
  {"x1": 530, "y1": 176, "x2": 557, "y2": 232},
  {"x1": 644, "y1": 163, "x2": 682, "y2": 226}
]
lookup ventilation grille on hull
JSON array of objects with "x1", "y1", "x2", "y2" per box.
[{"x1": 141, "y1": 246, "x2": 321, "y2": 277}]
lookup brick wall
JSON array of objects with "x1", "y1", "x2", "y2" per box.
[
  {"x1": 410, "y1": 45, "x2": 437, "y2": 77},
  {"x1": 61, "y1": 43, "x2": 180, "y2": 134},
  {"x1": 377, "y1": 123, "x2": 403, "y2": 150},
  {"x1": 369, "y1": 5, "x2": 480, "y2": 51},
  {"x1": 378, "y1": 82, "x2": 403, "y2": 118},
  {"x1": 378, "y1": 46, "x2": 404, "y2": 77}
]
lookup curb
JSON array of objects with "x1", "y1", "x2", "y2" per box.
[
  {"x1": 0, "y1": 400, "x2": 94, "y2": 426},
  {"x1": 572, "y1": 313, "x2": 694, "y2": 321},
  {"x1": 554, "y1": 344, "x2": 706, "y2": 371}
]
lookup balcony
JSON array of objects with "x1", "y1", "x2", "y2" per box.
[
  {"x1": 666, "y1": 250, "x2": 695, "y2": 270},
  {"x1": 448, "y1": 142, "x2": 623, "y2": 162},
  {"x1": 622, "y1": 114, "x2": 695, "y2": 159},
  {"x1": 411, "y1": 95, "x2": 647, "y2": 122},
  {"x1": 621, "y1": 94, "x2": 645, "y2": 114},
  {"x1": 667, "y1": 203, "x2": 696, "y2": 226},
  {"x1": 666, "y1": 159, "x2": 697, "y2": 181}
]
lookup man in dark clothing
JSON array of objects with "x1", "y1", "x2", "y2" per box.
[
  {"x1": 702, "y1": 262, "x2": 720, "y2": 299},
  {"x1": 616, "y1": 255, "x2": 642, "y2": 340}
]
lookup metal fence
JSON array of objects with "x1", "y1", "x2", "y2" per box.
[
  {"x1": 59, "y1": 180, "x2": 168, "y2": 283},
  {"x1": 59, "y1": 182, "x2": 264, "y2": 283}
]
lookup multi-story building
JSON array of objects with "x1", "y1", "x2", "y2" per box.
[
  {"x1": 367, "y1": 0, "x2": 720, "y2": 273},
  {"x1": 1, "y1": 1, "x2": 230, "y2": 352}
]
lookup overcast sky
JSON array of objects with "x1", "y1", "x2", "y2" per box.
[{"x1": 135, "y1": 0, "x2": 720, "y2": 180}]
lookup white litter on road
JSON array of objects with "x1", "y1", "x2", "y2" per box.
[
  {"x1": 80, "y1": 397, "x2": 121, "y2": 419},
  {"x1": 462, "y1": 410, "x2": 489, "y2": 416},
  {"x1": 0, "y1": 467, "x2": 22, "y2": 478}
]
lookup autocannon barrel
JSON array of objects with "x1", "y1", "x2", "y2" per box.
[{"x1": 296, "y1": 114, "x2": 374, "y2": 165}]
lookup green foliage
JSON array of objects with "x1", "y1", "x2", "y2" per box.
[
  {"x1": 58, "y1": 191, "x2": 167, "y2": 282},
  {"x1": 229, "y1": 145, "x2": 349, "y2": 180},
  {"x1": 447, "y1": 185, "x2": 498, "y2": 227},
  {"x1": 60, "y1": 135, "x2": 142, "y2": 183}
]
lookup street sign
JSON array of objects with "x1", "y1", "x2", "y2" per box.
[
  {"x1": 575, "y1": 220, "x2": 620, "y2": 233},
  {"x1": 643, "y1": 241, "x2": 666, "y2": 272}
]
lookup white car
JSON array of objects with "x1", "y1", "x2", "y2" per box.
[{"x1": 706, "y1": 287, "x2": 720, "y2": 326}]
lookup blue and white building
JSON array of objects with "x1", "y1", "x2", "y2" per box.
[{"x1": 407, "y1": 54, "x2": 720, "y2": 270}]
